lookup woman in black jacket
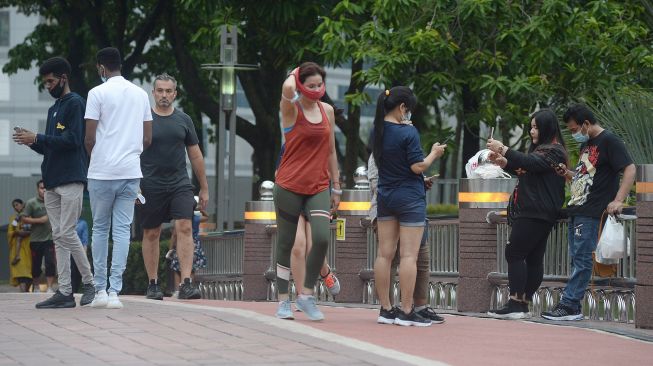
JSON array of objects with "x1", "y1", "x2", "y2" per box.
[{"x1": 486, "y1": 109, "x2": 568, "y2": 319}]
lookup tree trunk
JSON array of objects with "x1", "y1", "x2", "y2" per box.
[
  {"x1": 461, "y1": 85, "x2": 480, "y2": 178},
  {"x1": 342, "y1": 59, "x2": 365, "y2": 187}
]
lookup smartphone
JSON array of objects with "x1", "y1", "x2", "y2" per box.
[
  {"x1": 426, "y1": 174, "x2": 440, "y2": 181},
  {"x1": 13, "y1": 126, "x2": 23, "y2": 132},
  {"x1": 137, "y1": 193, "x2": 146, "y2": 204},
  {"x1": 441, "y1": 134, "x2": 455, "y2": 145},
  {"x1": 489, "y1": 127, "x2": 495, "y2": 140}
]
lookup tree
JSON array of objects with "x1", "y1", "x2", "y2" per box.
[
  {"x1": 329, "y1": 0, "x2": 653, "y2": 176},
  {"x1": 1, "y1": 0, "x2": 170, "y2": 96},
  {"x1": 167, "y1": 1, "x2": 333, "y2": 187}
]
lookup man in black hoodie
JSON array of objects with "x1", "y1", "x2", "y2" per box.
[{"x1": 13, "y1": 57, "x2": 95, "y2": 309}]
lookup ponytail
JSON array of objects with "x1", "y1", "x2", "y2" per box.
[
  {"x1": 371, "y1": 87, "x2": 417, "y2": 169},
  {"x1": 372, "y1": 92, "x2": 387, "y2": 167}
]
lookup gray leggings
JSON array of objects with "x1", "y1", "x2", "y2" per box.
[{"x1": 273, "y1": 185, "x2": 331, "y2": 295}]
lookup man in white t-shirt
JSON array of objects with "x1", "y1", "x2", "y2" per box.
[{"x1": 84, "y1": 47, "x2": 152, "y2": 309}]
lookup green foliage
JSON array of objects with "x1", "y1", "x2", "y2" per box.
[
  {"x1": 426, "y1": 204, "x2": 459, "y2": 216},
  {"x1": 4, "y1": 0, "x2": 653, "y2": 183},
  {"x1": 325, "y1": 0, "x2": 653, "y2": 163},
  {"x1": 93, "y1": 240, "x2": 170, "y2": 295},
  {"x1": 588, "y1": 88, "x2": 653, "y2": 164},
  {"x1": 0, "y1": 0, "x2": 169, "y2": 97}
]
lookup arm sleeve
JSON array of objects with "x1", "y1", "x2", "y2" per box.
[
  {"x1": 84, "y1": 90, "x2": 100, "y2": 120},
  {"x1": 405, "y1": 127, "x2": 425, "y2": 166},
  {"x1": 23, "y1": 202, "x2": 33, "y2": 217},
  {"x1": 607, "y1": 134, "x2": 633, "y2": 172},
  {"x1": 184, "y1": 115, "x2": 200, "y2": 146},
  {"x1": 7, "y1": 215, "x2": 16, "y2": 240},
  {"x1": 29, "y1": 141, "x2": 45, "y2": 155},
  {"x1": 504, "y1": 147, "x2": 564, "y2": 173},
  {"x1": 143, "y1": 94, "x2": 153, "y2": 122},
  {"x1": 38, "y1": 98, "x2": 85, "y2": 151}
]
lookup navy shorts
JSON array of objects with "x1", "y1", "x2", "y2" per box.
[{"x1": 377, "y1": 195, "x2": 426, "y2": 226}]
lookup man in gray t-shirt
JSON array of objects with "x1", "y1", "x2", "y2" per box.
[{"x1": 139, "y1": 73, "x2": 209, "y2": 300}]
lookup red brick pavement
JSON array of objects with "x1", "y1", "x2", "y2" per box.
[{"x1": 2, "y1": 293, "x2": 652, "y2": 366}]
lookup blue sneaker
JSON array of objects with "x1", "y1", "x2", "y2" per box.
[
  {"x1": 295, "y1": 295, "x2": 324, "y2": 321},
  {"x1": 275, "y1": 299, "x2": 294, "y2": 320}
]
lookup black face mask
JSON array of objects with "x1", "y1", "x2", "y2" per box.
[{"x1": 48, "y1": 78, "x2": 65, "y2": 99}]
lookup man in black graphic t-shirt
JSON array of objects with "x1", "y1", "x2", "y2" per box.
[
  {"x1": 139, "y1": 73, "x2": 209, "y2": 300},
  {"x1": 542, "y1": 104, "x2": 635, "y2": 321}
]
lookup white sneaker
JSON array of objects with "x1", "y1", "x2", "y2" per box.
[
  {"x1": 46, "y1": 287, "x2": 55, "y2": 294},
  {"x1": 91, "y1": 290, "x2": 108, "y2": 308},
  {"x1": 106, "y1": 292, "x2": 123, "y2": 309},
  {"x1": 33, "y1": 285, "x2": 41, "y2": 293}
]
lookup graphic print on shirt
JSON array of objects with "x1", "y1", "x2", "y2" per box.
[{"x1": 568, "y1": 145, "x2": 599, "y2": 206}]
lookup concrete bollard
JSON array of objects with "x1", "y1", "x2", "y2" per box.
[
  {"x1": 335, "y1": 188, "x2": 371, "y2": 303},
  {"x1": 242, "y1": 182, "x2": 276, "y2": 301},
  {"x1": 635, "y1": 164, "x2": 653, "y2": 329},
  {"x1": 457, "y1": 178, "x2": 516, "y2": 312}
]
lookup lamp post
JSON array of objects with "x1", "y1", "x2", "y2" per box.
[{"x1": 202, "y1": 25, "x2": 257, "y2": 231}]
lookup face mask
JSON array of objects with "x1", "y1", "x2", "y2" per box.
[
  {"x1": 294, "y1": 71, "x2": 325, "y2": 101},
  {"x1": 572, "y1": 124, "x2": 589, "y2": 143},
  {"x1": 403, "y1": 111, "x2": 412, "y2": 122},
  {"x1": 99, "y1": 66, "x2": 107, "y2": 83},
  {"x1": 48, "y1": 78, "x2": 65, "y2": 99}
]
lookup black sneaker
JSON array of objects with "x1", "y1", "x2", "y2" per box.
[
  {"x1": 146, "y1": 283, "x2": 164, "y2": 300},
  {"x1": 35, "y1": 291, "x2": 76, "y2": 309},
  {"x1": 416, "y1": 306, "x2": 445, "y2": 324},
  {"x1": 178, "y1": 278, "x2": 201, "y2": 300},
  {"x1": 488, "y1": 299, "x2": 527, "y2": 319},
  {"x1": 394, "y1": 308, "x2": 432, "y2": 327},
  {"x1": 80, "y1": 283, "x2": 95, "y2": 306},
  {"x1": 541, "y1": 302, "x2": 583, "y2": 321},
  {"x1": 377, "y1": 306, "x2": 398, "y2": 324}
]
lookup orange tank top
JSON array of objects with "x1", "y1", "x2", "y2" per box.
[{"x1": 276, "y1": 102, "x2": 331, "y2": 195}]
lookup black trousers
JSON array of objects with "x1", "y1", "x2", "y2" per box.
[
  {"x1": 70, "y1": 255, "x2": 82, "y2": 293},
  {"x1": 505, "y1": 217, "x2": 554, "y2": 301}
]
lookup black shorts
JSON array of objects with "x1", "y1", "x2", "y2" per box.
[
  {"x1": 30, "y1": 240, "x2": 56, "y2": 278},
  {"x1": 140, "y1": 187, "x2": 195, "y2": 229}
]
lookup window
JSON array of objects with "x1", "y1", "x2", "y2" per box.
[
  {"x1": 0, "y1": 120, "x2": 9, "y2": 155},
  {"x1": 0, "y1": 71, "x2": 9, "y2": 101},
  {"x1": 0, "y1": 11, "x2": 9, "y2": 47}
]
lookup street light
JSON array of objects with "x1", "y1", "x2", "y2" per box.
[{"x1": 202, "y1": 25, "x2": 257, "y2": 231}]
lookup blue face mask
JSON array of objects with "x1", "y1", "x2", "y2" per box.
[
  {"x1": 572, "y1": 124, "x2": 589, "y2": 143},
  {"x1": 99, "y1": 66, "x2": 107, "y2": 83}
]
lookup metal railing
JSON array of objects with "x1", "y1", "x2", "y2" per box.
[
  {"x1": 426, "y1": 178, "x2": 459, "y2": 205},
  {"x1": 196, "y1": 230, "x2": 245, "y2": 301},
  {"x1": 495, "y1": 216, "x2": 637, "y2": 279},
  {"x1": 492, "y1": 215, "x2": 638, "y2": 322},
  {"x1": 363, "y1": 218, "x2": 459, "y2": 309}
]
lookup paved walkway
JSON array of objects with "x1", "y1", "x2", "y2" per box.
[{"x1": 1, "y1": 293, "x2": 652, "y2": 365}]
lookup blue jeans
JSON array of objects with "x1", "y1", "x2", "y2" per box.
[
  {"x1": 560, "y1": 215, "x2": 600, "y2": 311},
  {"x1": 88, "y1": 178, "x2": 139, "y2": 293}
]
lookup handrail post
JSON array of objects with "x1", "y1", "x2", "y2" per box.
[
  {"x1": 336, "y1": 188, "x2": 371, "y2": 303},
  {"x1": 457, "y1": 178, "x2": 516, "y2": 312},
  {"x1": 242, "y1": 183, "x2": 276, "y2": 301},
  {"x1": 635, "y1": 164, "x2": 653, "y2": 329}
]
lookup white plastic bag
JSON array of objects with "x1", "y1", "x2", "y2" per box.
[
  {"x1": 465, "y1": 149, "x2": 511, "y2": 179},
  {"x1": 596, "y1": 215, "x2": 629, "y2": 263}
]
